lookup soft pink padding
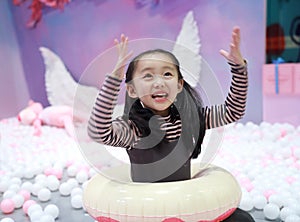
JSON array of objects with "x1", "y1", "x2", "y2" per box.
[
  {"x1": 94, "y1": 208, "x2": 236, "y2": 222},
  {"x1": 95, "y1": 216, "x2": 119, "y2": 222},
  {"x1": 199, "y1": 207, "x2": 236, "y2": 222}
]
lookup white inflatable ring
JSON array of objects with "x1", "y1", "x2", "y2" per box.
[{"x1": 83, "y1": 164, "x2": 241, "y2": 222}]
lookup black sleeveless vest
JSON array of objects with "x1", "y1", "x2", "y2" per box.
[{"x1": 126, "y1": 99, "x2": 195, "y2": 182}]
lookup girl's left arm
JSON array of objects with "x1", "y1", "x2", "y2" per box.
[{"x1": 204, "y1": 26, "x2": 248, "y2": 129}]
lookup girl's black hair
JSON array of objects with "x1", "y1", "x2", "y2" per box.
[{"x1": 123, "y1": 49, "x2": 205, "y2": 158}]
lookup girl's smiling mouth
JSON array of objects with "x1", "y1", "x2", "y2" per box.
[{"x1": 151, "y1": 92, "x2": 169, "y2": 102}]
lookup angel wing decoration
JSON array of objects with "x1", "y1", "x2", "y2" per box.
[
  {"x1": 40, "y1": 47, "x2": 123, "y2": 121},
  {"x1": 172, "y1": 11, "x2": 202, "y2": 88},
  {"x1": 39, "y1": 47, "x2": 99, "y2": 121}
]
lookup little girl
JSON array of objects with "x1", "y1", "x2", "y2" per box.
[
  {"x1": 88, "y1": 27, "x2": 255, "y2": 221},
  {"x1": 88, "y1": 27, "x2": 248, "y2": 183}
]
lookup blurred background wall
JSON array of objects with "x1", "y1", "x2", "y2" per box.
[{"x1": 0, "y1": 0, "x2": 265, "y2": 124}]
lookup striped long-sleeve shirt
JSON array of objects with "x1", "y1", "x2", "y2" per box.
[{"x1": 88, "y1": 63, "x2": 248, "y2": 149}]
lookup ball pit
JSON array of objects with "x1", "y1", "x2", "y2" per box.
[{"x1": 0, "y1": 118, "x2": 300, "y2": 221}]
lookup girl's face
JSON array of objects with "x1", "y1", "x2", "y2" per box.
[{"x1": 126, "y1": 53, "x2": 184, "y2": 116}]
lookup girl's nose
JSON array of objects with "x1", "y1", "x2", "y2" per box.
[{"x1": 153, "y1": 75, "x2": 165, "y2": 88}]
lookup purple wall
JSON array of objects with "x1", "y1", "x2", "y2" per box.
[
  {"x1": 0, "y1": 0, "x2": 29, "y2": 119},
  {"x1": 2, "y1": 0, "x2": 265, "y2": 124}
]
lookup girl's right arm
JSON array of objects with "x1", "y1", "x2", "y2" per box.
[{"x1": 87, "y1": 35, "x2": 134, "y2": 148}]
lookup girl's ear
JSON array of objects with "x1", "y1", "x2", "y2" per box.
[
  {"x1": 126, "y1": 84, "x2": 138, "y2": 98},
  {"x1": 177, "y1": 79, "x2": 184, "y2": 93}
]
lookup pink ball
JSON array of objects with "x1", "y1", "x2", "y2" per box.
[
  {"x1": 0, "y1": 199, "x2": 15, "y2": 214},
  {"x1": 44, "y1": 168, "x2": 52, "y2": 176},
  {"x1": 264, "y1": 190, "x2": 277, "y2": 200},
  {"x1": 18, "y1": 190, "x2": 31, "y2": 201},
  {"x1": 52, "y1": 169, "x2": 63, "y2": 180},
  {"x1": 22, "y1": 200, "x2": 36, "y2": 214}
]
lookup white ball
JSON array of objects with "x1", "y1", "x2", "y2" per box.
[
  {"x1": 76, "y1": 171, "x2": 88, "y2": 184},
  {"x1": 46, "y1": 176, "x2": 60, "y2": 191},
  {"x1": 31, "y1": 183, "x2": 43, "y2": 196},
  {"x1": 29, "y1": 210, "x2": 44, "y2": 221},
  {"x1": 11, "y1": 194, "x2": 24, "y2": 208},
  {"x1": 40, "y1": 214, "x2": 55, "y2": 222},
  {"x1": 21, "y1": 181, "x2": 33, "y2": 192},
  {"x1": 8, "y1": 184, "x2": 20, "y2": 193},
  {"x1": 35, "y1": 174, "x2": 47, "y2": 183},
  {"x1": 67, "y1": 178, "x2": 78, "y2": 189},
  {"x1": 27, "y1": 204, "x2": 43, "y2": 217},
  {"x1": 71, "y1": 187, "x2": 83, "y2": 197},
  {"x1": 59, "y1": 183, "x2": 71, "y2": 196},
  {"x1": 88, "y1": 168, "x2": 97, "y2": 177},
  {"x1": 0, "y1": 181, "x2": 9, "y2": 193},
  {"x1": 3, "y1": 190, "x2": 16, "y2": 199},
  {"x1": 285, "y1": 214, "x2": 300, "y2": 222},
  {"x1": 0, "y1": 218, "x2": 15, "y2": 222},
  {"x1": 253, "y1": 195, "x2": 267, "y2": 210},
  {"x1": 263, "y1": 203, "x2": 280, "y2": 220},
  {"x1": 239, "y1": 195, "x2": 253, "y2": 211},
  {"x1": 280, "y1": 207, "x2": 296, "y2": 221},
  {"x1": 37, "y1": 188, "x2": 51, "y2": 202},
  {"x1": 71, "y1": 195, "x2": 83, "y2": 209},
  {"x1": 44, "y1": 204, "x2": 59, "y2": 219},
  {"x1": 10, "y1": 177, "x2": 22, "y2": 186},
  {"x1": 67, "y1": 165, "x2": 77, "y2": 177},
  {"x1": 269, "y1": 194, "x2": 284, "y2": 208}
]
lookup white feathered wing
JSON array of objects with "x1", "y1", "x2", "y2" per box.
[
  {"x1": 172, "y1": 11, "x2": 202, "y2": 87},
  {"x1": 39, "y1": 47, "x2": 99, "y2": 121}
]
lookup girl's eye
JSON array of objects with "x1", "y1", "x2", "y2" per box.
[
  {"x1": 163, "y1": 72, "x2": 174, "y2": 79},
  {"x1": 142, "y1": 73, "x2": 154, "y2": 80}
]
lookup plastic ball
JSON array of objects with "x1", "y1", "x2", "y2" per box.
[
  {"x1": 18, "y1": 190, "x2": 31, "y2": 201},
  {"x1": 44, "y1": 204, "x2": 59, "y2": 219},
  {"x1": 280, "y1": 207, "x2": 296, "y2": 221},
  {"x1": 29, "y1": 210, "x2": 44, "y2": 221},
  {"x1": 40, "y1": 214, "x2": 55, "y2": 222},
  {"x1": 253, "y1": 194, "x2": 267, "y2": 210},
  {"x1": 0, "y1": 199, "x2": 15, "y2": 214},
  {"x1": 263, "y1": 203, "x2": 280, "y2": 220},
  {"x1": 67, "y1": 178, "x2": 79, "y2": 189},
  {"x1": 71, "y1": 195, "x2": 83, "y2": 209},
  {"x1": 21, "y1": 181, "x2": 33, "y2": 192},
  {"x1": 3, "y1": 190, "x2": 16, "y2": 199},
  {"x1": 67, "y1": 165, "x2": 78, "y2": 177},
  {"x1": 0, "y1": 180, "x2": 9, "y2": 193},
  {"x1": 22, "y1": 199, "x2": 37, "y2": 214},
  {"x1": 0, "y1": 218, "x2": 15, "y2": 222},
  {"x1": 8, "y1": 184, "x2": 20, "y2": 193},
  {"x1": 59, "y1": 182, "x2": 71, "y2": 196},
  {"x1": 269, "y1": 194, "x2": 284, "y2": 208},
  {"x1": 76, "y1": 170, "x2": 88, "y2": 184},
  {"x1": 38, "y1": 188, "x2": 51, "y2": 202},
  {"x1": 239, "y1": 195, "x2": 253, "y2": 211},
  {"x1": 285, "y1": 214, "x2": 300, "y2": 222},
  {"x1": 11, "y1": 194, "x2": 24, "y2": 208},
  {"x1": 27, "y1": 204, "x2": 43, "y2": 217},
  {"x1": 46, "y1": 175, "x2": 60, "y2": 191},
  {"x1": 71, "y1": 187, "x2": 83, "y2": 197},
  {"x1": 31, "y1": 183, "x2": 43, "y2": 196},
  {"x1": 10, "y1": 177, "x2": 22, "y2": 185}
]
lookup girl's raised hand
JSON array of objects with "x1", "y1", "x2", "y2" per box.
[
  {"x1": 111, "y1": 34, "x2": 133, "y2": 80},
  {"x1": 219, "y1": 26, "x2": 245, "y2": 66}
]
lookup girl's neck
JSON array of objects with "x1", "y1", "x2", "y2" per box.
[{"x1": 140, "y1": 100, "x2": 170, "y2": 117}]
